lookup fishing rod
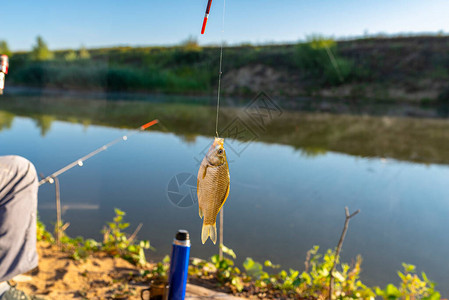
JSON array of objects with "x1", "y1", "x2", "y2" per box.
[
  {"x1": 199, "y1": 0, "x2": 227, "y2": 256},
  {"x1": 201, "y1": 0, "x2": 213, "y2": 34},
  {"x1": 38, "y1": 119, "x2": 159, "y2": 186},
  {"x1": 0, "y1": 55, "x2": 9, "y2": 95}
]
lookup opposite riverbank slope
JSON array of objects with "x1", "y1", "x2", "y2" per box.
[{"x1": 6, "y1": 35, "x2": 449, "y2": 102}]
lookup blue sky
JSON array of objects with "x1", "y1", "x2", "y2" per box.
[{"x1": 2, "y1": 0, "x2": 449, "y2": 51}]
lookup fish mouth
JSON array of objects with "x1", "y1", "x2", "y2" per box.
[{"x1": 213, "y1": 137, "x2": 224, "y2": 147}]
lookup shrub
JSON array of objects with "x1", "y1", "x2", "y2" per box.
[
  {"x1": 295, "y1": 36, "x2": 354, "y2": 85},
  {"x1": 50, "y1": 208, "x2": 153, "y2": 266}
]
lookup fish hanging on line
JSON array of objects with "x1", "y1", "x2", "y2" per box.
[
  {"x1": 197, "y1": 137, "x2": 230, "y2": 244},
  {"x1": 201, "y1": 0, "x2": 213, "y2": 34}
]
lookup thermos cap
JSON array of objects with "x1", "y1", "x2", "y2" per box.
[{"x1": 176, "y1": 230, "x2": 190, "y2": 241}]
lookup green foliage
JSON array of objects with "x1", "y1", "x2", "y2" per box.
[
  {"x1": 242, "y1": 246, "x2": 376, "y2": 299},
  {"x1": 5, "y1": 34, "x2": 357, "y2": 94},
  {"x1": 189, "y1": 244, "x2": 244, "y2": 293},
  {"x1": 243, "y1": 257, "x2": 263, "y2": 279},
  {"x1": 35, "y1": 209, "x2": 442, "y2": 299},
  {"x1": 438, "y1": 86, "x2": 449, "y2": 102},
  {"x1": 189, "y1": 258, "x2": 215, "y2": 278},
  {"x1": 64, "y1": 50, "x2": 77, "y2": 61},
  {"x1": 138, "y1": 255, "x2": 171, "y2": 288},
  {"x1": 53, "y1": 208, "x2": 152, "y2": 266},
  {"x1": 6, "y1": 36, "x2": 285, "y2": 94},
  {"x1": 295, "y1": 35, "x2": 353, "y2": 85},
  {"x1": 187, "y1": 245, "x2": 441, "y2": 299},
  {"x1": 36, "y1": 217, "x2": 54, "y2": 243},
  {"x1": 191, "y1": 245, "x2": 372, "y2": 297},
  {"x1": 65, "y1": 237, "x2": 99, "y2": 261},
  {"x1": 101, "y1": 208, "x2": 152, "y2": 266},
  {"x1": 0, "y1": 40, "x2": 12, "y2": 57},
  {"x1": 79, "y1": 46, "x2": 90, "y2": 59},
  {"x1": 154, "y1": 255, "x2": 171, "y2": 278},
  {"x1": 220, "y1": 244, "x2": 236, "y2": 259},
  {"x1": 9, "y1": 60, "x2": 211, "y2": 93},
  {"x1": 31, "y1": 36, "x2": 54, "y2": 61},
  {"x1": 6, "y1": 35, "x2": 449, "y2": 100},
  {"x1": 180, "y1": 36, "x2": 202, "y2": 52},
  {"x1": 211, "y1": 245, "x2": 244, "y2": 292},
  {"x1": 376, "y1": 263, "x2": 441, "y2": 300}
]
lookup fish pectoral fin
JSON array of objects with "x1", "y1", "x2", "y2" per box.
[
  {"x1": 199, "y1": 207, "x2": 203, "y2": 219},
  {"x1": 202, "y1": 164, "x2": 208, "y2": 179},
  {"x1": 201, "y1": 223, "x2": 217, "y2": 244},
  {"x1": 197, "y1": 164, "x2": 208, "y2": 196}
]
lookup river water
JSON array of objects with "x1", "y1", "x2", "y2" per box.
[{"x1": 0, "y1": 94, "x2": 448, "y2": 294}]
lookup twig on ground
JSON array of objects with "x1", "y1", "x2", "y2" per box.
[
  {"x1": 61, "y1": 222, "x2": 70, "y2": 232},
  {"x1": 305, "y1": 248, "x2": 312, "y2": 273},
  {"x1": 128, "y1": 223, "x2": 143, "y2": 243},
  {"x1": 54, "y1": 177, "x2": 62, "y2": 247},
  {"x1": 103, "y1": 226, "x2": 110, "y2": 243},
  {"x1": 328, "y1": 207, "x2": 360, "y2": 300}
]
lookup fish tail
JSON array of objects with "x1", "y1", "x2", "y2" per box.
[{"x1": 201, "y1": 223, "x2": 217, "y2": 244}]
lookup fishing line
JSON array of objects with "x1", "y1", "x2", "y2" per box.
[
  {"x1": 39, "y1": 136, "x2": 129, "y2": 186},
  {"x1": 0, "y1": 120, "x2": 159, "y2": 227},
  {"x1": 215, "y1": 0, "x2": 226, "y2": 137},
  {"x1": 38, "y1": 119, "x2": 159, "y2": 186}
]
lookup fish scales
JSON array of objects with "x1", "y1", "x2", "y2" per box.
[{"x1": 198, "y1": 161, "x2": 229, "y2": 224}]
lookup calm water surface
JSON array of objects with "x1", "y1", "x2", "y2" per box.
[{"x1": 0, "y1": 95, "x2": 448, "y2": 294}]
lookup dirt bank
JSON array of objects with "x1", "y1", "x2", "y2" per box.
[{"x1": 15, "y1": 242, "x2": 245, "y2": 300}]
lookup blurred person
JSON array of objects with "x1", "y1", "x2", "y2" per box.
[{"x1": 0, "y1": 156, "x2": 39, "y2": 300}]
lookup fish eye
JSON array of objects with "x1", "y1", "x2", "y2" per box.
[{"x1": 217, "y1": 149, "x2": 223, "y2": 155}]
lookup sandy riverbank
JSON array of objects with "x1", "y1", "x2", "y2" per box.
[{"x1": 14, "y1": 242, "x2": 245, "y2": 300}]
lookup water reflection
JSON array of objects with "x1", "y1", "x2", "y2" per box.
[
  {"x1": 2, "y1": 96, "x2": 449, "y2": 165},
  {"x1": 33, "y1": 115, "x2": 55, "y2": 136},
  {"x1": 39, "y1": 203, "x2": 100, "y2": 215},
  {"x1": 0, "y1": 111, "x2": 14, "y2": 130},
  {"x1": 1, "y1": 96, "x2": 449, "y2": 295}
]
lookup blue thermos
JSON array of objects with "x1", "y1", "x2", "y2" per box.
[{"x1": 168, "y1": 230, "x2": 191, "y2": 300}]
